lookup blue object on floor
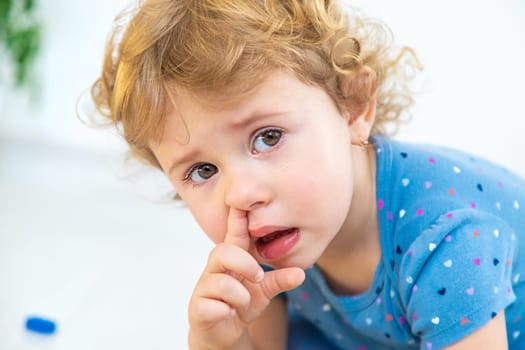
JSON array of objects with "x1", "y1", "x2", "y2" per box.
[{"x1": 25, "y1": 316, "x2": 57, "y2": 335}]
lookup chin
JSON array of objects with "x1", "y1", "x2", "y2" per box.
[{"x1": 260, "y1": 256, "x2": 316, "y2": 271}]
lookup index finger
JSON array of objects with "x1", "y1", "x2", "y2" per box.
[{"x1": 223, "y1": 208, "x2": 250, "y2": 250}]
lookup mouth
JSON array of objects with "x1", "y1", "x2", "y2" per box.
[
  {"x1": 256, "y1": 228, "x2": 296, "y2": 245},
  {"x1": 254, "y1": 228, "x2": 300, "y2": 260}
]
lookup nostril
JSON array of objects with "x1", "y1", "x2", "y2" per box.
[{"x1": 224, "y1": 190, "x2": 270, "y2": 211}]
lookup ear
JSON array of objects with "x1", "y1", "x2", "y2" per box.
[{"x1": 338, "y1": 65, "x2": 377, "y2": 145}]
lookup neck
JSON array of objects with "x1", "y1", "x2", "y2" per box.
[{"x1": 316, "y1": 144, "x2": 381, "y2": 295}]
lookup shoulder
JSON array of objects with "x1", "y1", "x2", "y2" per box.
[
  {"x1": 374, "y1": 135, "x2": 525, "y2": 271},
  {"x1": 372, "y1": 135, "x2": 525, "y2": 196},
  {"x1": 372, "y1": 134, "x2": 525, "y2": 179}
]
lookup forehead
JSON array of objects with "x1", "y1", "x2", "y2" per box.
[{"x1": 165, "y1": 70, "x2": 307, "y2": 125}]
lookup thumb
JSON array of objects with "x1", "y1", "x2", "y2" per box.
[{"x1": 260, "y1": 267, "x2": 305, "y2": 299}]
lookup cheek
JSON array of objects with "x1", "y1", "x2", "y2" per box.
[
  {"x1": 187, "y1": 202, "x2": 227, "y2": 244},
  {"x1": 283, "y1": 142, "x2": 354, "y2": 216}
]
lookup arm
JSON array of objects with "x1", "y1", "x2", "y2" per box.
[
  {"x1": 249, "y1": 297, "x2": 289, "y2": 350},
  {"x1": 442, "y1": 312, "x2": 508, "y2": 350},
  {"x1": 399, "y1": 210, "x2": 516, "y2": 350}
]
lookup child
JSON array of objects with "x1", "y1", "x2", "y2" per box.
[{"x1": 91, "y1": 0, "x2": 525, "y2": 349}]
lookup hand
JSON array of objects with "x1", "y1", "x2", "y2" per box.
[{"x1": 188, "y1": 208, "x2": 305, "y2": 350}]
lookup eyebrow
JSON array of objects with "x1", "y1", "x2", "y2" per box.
[
  {"x1": 168, "y1": 149, "x2": 200, "y2": 176},
  {"x1": 229, "y1": 110, "x2": 286, "y2": 130}
]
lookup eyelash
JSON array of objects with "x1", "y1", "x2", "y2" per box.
[
  {"x1": 251, "y1": 127, "x2": 284, "y2": 154},
  {"x1": 182, "y1": 162, "x2": 209, "y2": 184}
]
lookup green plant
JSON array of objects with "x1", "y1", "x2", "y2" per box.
[{"x1": 0, "y1": 0, "x2": 41, "y2": 87}]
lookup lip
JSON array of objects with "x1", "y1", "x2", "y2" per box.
[
  {"x1": 249, "y1": 225, "x2": 291, "y2": 238},
  {"x1": 254, "y1": 227, "x2": 300, "y2": 260}
]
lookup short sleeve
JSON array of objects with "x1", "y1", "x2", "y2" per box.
[{"x1": 397, "y1": 209, "x2": 518, "y2": 349}]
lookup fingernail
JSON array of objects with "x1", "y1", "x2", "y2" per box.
[{"x1": 255, "y1": 269, "x2": 264, "y2": 282}]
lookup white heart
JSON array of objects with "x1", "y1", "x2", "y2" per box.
[
  {"x1": 493, "y1": 286, "x2": 500, "y2": 294},
  {"x1": 322, "y1": 303, "x2": 331, "y2": 312},
  {"x1": 514, "y1": 200, "x2": 520, "y2": 209},
  {"x1": 493, "y1": 229, "x2": 500, "y2": 238},
  {"x1": 399, "y1": 209, "x2": 406, "y2": 218},
  {"x1": 431, "y1": 317, "x2": 440, "y2": 325},
  {"x1": 406, "y1": 276, "x2": 414, "y2": 284},
  {"x1": 428, "y1": 243, "x2": 437, "y2": 251},
  {"x1": 513, "y1": 331, "x2": 520, "y2": 339},
  {"x1": 514, "y1": 274, "x2": 521, "y2": 284},
  {"x1": 402, "y1": 178, "x2": 410, "y2": 186},
  {"x1": 390, "y1": 290, "x2": 395, "y2": 298},
  {"x1": 365, "y1": 317, "x2": 372, "y2": 325},
  {"x1": 443, "y1": 259, "x2": 453, "y2": 268},
  {"x1": 495, "y1": 202, "x2": 502, "y2": 210},
  {"x1": 453, "y1": 166, "x2": 461, "y2": 173}
]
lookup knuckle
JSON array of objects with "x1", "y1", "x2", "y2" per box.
[
  {"x1": 260, "y1": 274, "x2": 278, "y2": 299},
  {"x1": 190, "y1": 298, "x2": 213, "y2": 322},
  {"x1": 207, "y1": 243, "x2": 231, "y2": 266},
  {"x1": 211, "y1": 242, "x2": 229, "y2": 256},
  {"x1": 215, "y1": 274, "x2": 236, "y2": 294}
]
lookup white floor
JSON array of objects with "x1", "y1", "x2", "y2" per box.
[{"x1": 0, "y1": 137, "x2": 213, "y2": 350}]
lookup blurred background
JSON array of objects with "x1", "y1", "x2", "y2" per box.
[{"x1": 0, "y1": 0, "x2": 523, "y2": 349}]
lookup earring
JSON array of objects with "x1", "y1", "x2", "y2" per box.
[{"x1": 359, "y1": 136, "x2": 369, "y2": 151}]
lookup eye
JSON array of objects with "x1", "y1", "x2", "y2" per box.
[
  {"x1": 252, "y1": 128, "x2": 283, "y2": 154},
  {"x1": 184, "y1": 163, "x2": 218, "y2": 184}
]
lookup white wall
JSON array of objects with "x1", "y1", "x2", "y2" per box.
[
  {"x1": 354, "y1": 0, "x2": 525, "y2": 175},
  {"x1": 0, "y1": 0, "x2": 132, "y2": 151},
  {"x1": 0, "y1": 1, "x2": 523, "y2": 350}
]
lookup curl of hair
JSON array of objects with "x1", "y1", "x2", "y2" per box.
[{"x1": 91, "y1": 0, "x2": 422, "y2": 168}]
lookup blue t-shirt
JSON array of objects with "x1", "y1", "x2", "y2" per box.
[{"x1": 283, "y1": 136, "x2": 525, "y2": 350}]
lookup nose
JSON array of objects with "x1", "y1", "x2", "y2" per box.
[{"x1": 223, "y1": 163, "x2": 273, "y2": 211}]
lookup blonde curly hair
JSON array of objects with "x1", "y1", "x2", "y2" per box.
[{"x1": 91, "y1": 0, "x2": 421, "y2": 168}]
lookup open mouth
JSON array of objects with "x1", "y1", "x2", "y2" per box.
[
  {"x1": 254, "y1": 228, "x2": 300, "y2": 260},
  {"x1": 256, "y1": 228, "x2": 296, "y2": 245}
]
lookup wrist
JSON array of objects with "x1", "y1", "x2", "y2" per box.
[{"x1": 188, "y1": 330, "x2": 257, "y2": 350}]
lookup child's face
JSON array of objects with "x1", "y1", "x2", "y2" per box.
[{"x1": 151, "y1": 70, "x2": 358, "y2": 269}]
